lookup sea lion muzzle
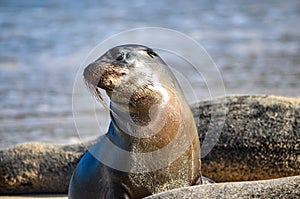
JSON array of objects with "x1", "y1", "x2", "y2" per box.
[{"x1": 84, "y1": 61, "x2": 129, "y2": 98}]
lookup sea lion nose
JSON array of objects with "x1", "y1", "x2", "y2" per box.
[{"x1": 83, "y1": 62, "x2": 103, "y2": 86}]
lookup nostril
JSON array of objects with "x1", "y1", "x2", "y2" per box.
[{"x1": 121, "y1": 72, "x2": 126, "y2": 76}]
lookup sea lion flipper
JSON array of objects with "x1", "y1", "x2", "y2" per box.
[{"x1": 200, "y1": 176, "x2": 215, "y2": 184}]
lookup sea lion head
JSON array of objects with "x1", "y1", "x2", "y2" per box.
[
  {"x1": 83, "y1": 44, "x2": 179, "y2": 127},
  {"x1": 83, "y1": 45, "x2": 168, "y2": 104}
]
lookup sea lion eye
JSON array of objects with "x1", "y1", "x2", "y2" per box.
[
  {"x1": 116, "y1": 52, "x2": 125, "y2": 61},
  {"x1": 145, "y1": 49, "x2": 158, "y2": 58}
]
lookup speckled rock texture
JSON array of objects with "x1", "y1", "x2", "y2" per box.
[
  {"x1": 145, "y1": 175, "x2": 300, "y2": 199},
  {"x1": 0, "y1": 139, "x2": 100, "y2": 194},
  {"x1": 194, "y1": 95, "x2": 299, "y2": 182},
  {"x1": 0, "y1": 95, "x2": 299, "y2": 196},
  {"x1": 0, "y1": 143, "x2": 85, "y2": 194}
]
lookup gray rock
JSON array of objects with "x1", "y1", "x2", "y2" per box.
[
  {"x1": 0, "y1": 95, "x2": 299, "y2": 196},
  {"x1": 194, "y1": 95, "x2": 300, "y2": 182},
  {"x1": 0, "y1": 139, "x2": 99, "y2": 194},
  {"x1": 145, "y1": 175, "x2": 300, "y2": 199}
]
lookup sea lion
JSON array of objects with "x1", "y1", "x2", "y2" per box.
[{"x1": 68, "y1": 44, "x2": 201, "y2": 199}]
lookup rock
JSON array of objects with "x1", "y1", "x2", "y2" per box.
[
  {"x1": 0, "y1": 95, "x2": 299, "y2": 195},
  {"x1": 145, "y1": 175, "x2": 300, "y2": 199},
  {"x1": 194, "y1": 95, "x2": 300, "y2": 182},
  {"x1": 0, "y1": 143, "x2": 83, "y2": 194}
]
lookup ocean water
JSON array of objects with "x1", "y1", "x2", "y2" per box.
[{"x1": 0, "y1": 0, "x2": 299, "y2": 149}]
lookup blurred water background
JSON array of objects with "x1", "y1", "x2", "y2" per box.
[{"x1": 0, "y1": 0, "x2": 299, "y2": 149}]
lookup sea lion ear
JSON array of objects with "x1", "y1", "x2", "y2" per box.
[{"x1": 145, "y1": 48, "x2": 158, "y2": 58}]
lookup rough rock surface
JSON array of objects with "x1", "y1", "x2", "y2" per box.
[
  {"x1": 194, "y1": 95, "x2": 300, "y2": 182},
  {"x1": 145, "y1": 175, "x2": 300, "y2": 199},
  {"x1": 0, "y1": 95, "x2": 299, "y2": 196},
  {"x1": 0, "y1": 143, "x2": 83, "y2": 194},
  {"x1": 0, "y1": 139, "x2": 100, "y2": 194}
]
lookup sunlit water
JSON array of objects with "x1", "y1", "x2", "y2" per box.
[{"x1": 0, "y1": 0, "x2": 299, "y2": 149}]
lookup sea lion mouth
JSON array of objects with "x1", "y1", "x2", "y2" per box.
[
  {"x1": 96, "y1": 76, "x2": 115, "y2": 93},
  {"x1": 96, "y1": 67, "x2": 129, "y2": 100}
]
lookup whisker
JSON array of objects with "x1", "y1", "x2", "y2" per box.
[{"x1": 83, "y1": 78, "x2": 111, "y2": 112}]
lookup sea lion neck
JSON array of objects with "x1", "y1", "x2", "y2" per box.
[
  {"x1": 109, "y1": 86, "x2": 165, "y2": 128},
  {"x1": 108, "y1": 87, "x2": 184, "y2": 153}
]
